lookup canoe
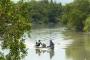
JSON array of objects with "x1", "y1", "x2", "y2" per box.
[{"x1": 35, "y1": 46, "x2": 54, "y2": 51}]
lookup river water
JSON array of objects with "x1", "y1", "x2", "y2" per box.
[{"x1": 23, "y1": 27, "x2": 90, "y2": 60}]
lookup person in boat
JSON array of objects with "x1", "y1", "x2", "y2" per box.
[
  {"x1": 42, "y1": 43, "x2": 46, "y2": 48},
  {"x1": 49, "y1": 40, "x2": 54, "y2": 49},
  {"x1": 36, "y1": 40, "x2": 42, "y2": 47}
]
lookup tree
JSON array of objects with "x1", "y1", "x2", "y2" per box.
[
  {"x1": 0, "y1": 0, "x2": 31, "y2": 60},
  {"x1": 62, "y1": 0, "x2": 90, "y2": 31},
  {"x1": 84, "y1": 16, "x2": 90, "y2": 32}
]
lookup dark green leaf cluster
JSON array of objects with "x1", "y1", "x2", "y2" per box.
[{"x1": 26, "y1": 0, "x2": 62, "y2": 26}]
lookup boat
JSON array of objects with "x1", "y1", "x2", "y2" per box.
[{"x1": 35, "y1": 45, "x2": 54, "y2": 51}]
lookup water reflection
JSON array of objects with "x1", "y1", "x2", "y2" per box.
[
  {"x1": 35, "y1": 48, "x2": 54, "y2": 59},
  {"x1": 63, "y1": 30, "x2": 90, "y2": 60},
  {"x1": 24, "y1": 27, "x2": 90, "y2": 60},
  {"x1": 49, "y1": 49, "x2": 54, "y2": 59},
  {"x1": 35, "y1": 49, "x2": 42, "y2": 56}
]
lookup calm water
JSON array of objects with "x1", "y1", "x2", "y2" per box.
[{"x1": 23, "y1": 27, "x2": 90, "y2": 60}]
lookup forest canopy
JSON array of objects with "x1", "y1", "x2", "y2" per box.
[{"x1": 6, "y1": 0, "x2": 90, "y2": 32}]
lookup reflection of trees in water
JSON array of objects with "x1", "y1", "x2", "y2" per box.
[
  {"x1": 66, "y1": 42, "x2": 90, "y2": 60},
  {"x1": 64, "y1": 31, "x2": 90, "y2": 60},
  {"x1": 66, "y1": 43, "x2": 86, "y2": 60},
  {"x1": 35, "y1": 48, "x2": 54, "y2": 59}
]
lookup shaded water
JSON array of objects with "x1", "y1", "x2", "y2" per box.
[{"x1": 23, "y1": 27, "x2": 90, "y2": 60}]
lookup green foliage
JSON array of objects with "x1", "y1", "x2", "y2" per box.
[
  {"x1": 0, "y1": 0, "x2": 31, "y2": 60},
  {"x1": 62, "y1": 0, "x2": 90, "y2": 31},
  {"x1": 26, "y1": 0, "x2": 62, "y2": 25},
  {"x1": 84, "y1": 16, "x2": 90, "y2": 32},
  {"x1": 0, "y1": 0, "x2": 90, "y2": 59}
]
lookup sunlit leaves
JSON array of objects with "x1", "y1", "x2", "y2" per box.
[
  {"x1": 0, "y1": 0, "x2": 31, "y2": 60},
  {"x1": 84, "y1": 16, "x2": 90, "y2": 32}
]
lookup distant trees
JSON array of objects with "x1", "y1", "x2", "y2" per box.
[
  {"x1": 25, "y1": 0, "x2": 90, "y2": 32},
  {"x1": 62, "y1": 0, "x2": 90, "y2": 32},
  {"x1": 26, "y1": 0, "x2": 63, "y2": 25}
]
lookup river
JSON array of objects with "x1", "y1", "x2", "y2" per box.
[{"x1": 23, "y1": 27, "x2": 90, "y2": 60}]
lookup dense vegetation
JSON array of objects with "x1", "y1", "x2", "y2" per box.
[
  {"x1": 0, "y1": 0, "x2": 31, "y2": 60},
  {"x1": 27, "y1": 0, "x2": 62, "y2": 26},
  {"x1": 62, "y1": 0, "x2": 90, "y2": 32},
  {"x1": 0, "y1": 0, "x2": 90, "y2": 60},
  {"x1": 23, "y1": 0, "x2": 90, "y2": 32}
]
